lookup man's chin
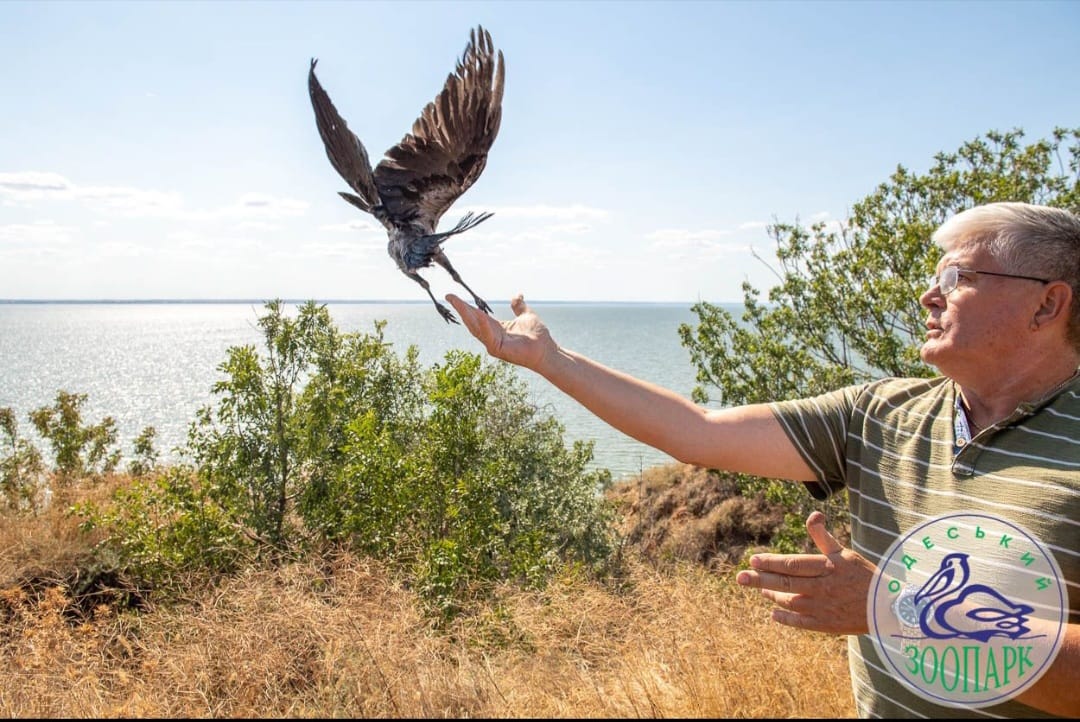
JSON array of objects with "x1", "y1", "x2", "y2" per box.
[{"x1": 918, "y1": 341, "x2": 939, "y2": 365}]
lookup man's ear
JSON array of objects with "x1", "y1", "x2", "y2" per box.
[{"x1": 1032, "y1": 280, "x2": 1073, "y2": 331}]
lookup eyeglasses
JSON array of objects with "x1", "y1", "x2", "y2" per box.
[{"x1": 929, "y1": 265, "x2": 1051, "y2": 296}]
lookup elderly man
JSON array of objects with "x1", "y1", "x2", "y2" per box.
[{"x1": 447, "y1": 201, "x2": 1079, "y2": 718}]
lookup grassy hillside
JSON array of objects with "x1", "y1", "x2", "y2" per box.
[{"x1": 1, "y1": 463, "x2": 855, "y2": 718}]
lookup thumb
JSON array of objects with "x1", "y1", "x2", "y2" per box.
[
  {"x1": 806, "y1": 510, "x2": 844, "y2": 556},
  {"x1": 509, "y1": 293, "x2": 529, "y2": 317}
]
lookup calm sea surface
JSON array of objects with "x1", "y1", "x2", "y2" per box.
[{"x1": 0, "y1": 301, "x2": 735, "y2": 481}]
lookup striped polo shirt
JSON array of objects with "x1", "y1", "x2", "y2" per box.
[{"x1": 770, "y1": 372, "x2": 1080, "y2": 718}]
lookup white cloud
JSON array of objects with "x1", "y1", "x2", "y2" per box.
[
  {"x1": 0, "y1": 170, "x2": 309, "y2": 221},
  {"x1": 96, "y1": 240, "x2": 148, "y2": 257},
  {"x1": 159, "y1": 229, "x2": 269, "y2": 255},
  {"x1": 494, "y1": 236, "x2": 612, "y2": 266},
  {"x1": 0, "y1": 220, "x2": 78, "y2": 242},
  {"x1": 319, "y1": 219, "x2": 380, "y2": 233},
  {"x1": 0, "y1": 220, "x2": 79, "y2": 254},
  {"x1": 459, "y1": 202, "x2": 610, "y2": 221},
  {"x1": 0, "y1": 171, "x2": 75, "y2": 200},
  {"x1": 643, "y1": 227, "x2": 757, "y2": 263},
  {"x1": 646, "y1": 228, "x2": 732, "y2": 244},
  {"x1": 545, "y1": 222, "x2": 594, "y2": 234},
  {"x1": 234, "y1": 221, "x2": 281, "y2": 232},
  {"x1": 644, "y1": 217, "x2": 785, "y2": 261},
  {"x1": 292, "y1": 240, "x2": 371, "y2": 259},
  {"x1": 165, "y1": 230, "x2": 219, "y2": 252},
  {"x1": 75, "y1": 185, "x2": 187, "y2": 217},
  {"x1": 218, "y1": 193, "x2": 309, "y2": 220}
]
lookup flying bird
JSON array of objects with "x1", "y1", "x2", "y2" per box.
[{"x1": 308, "y1": 26, "x2": 505, "y2": 324}]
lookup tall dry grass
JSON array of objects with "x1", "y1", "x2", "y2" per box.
[{"x1": 1, "y1": 477, "x2": 855, "y2": 718}]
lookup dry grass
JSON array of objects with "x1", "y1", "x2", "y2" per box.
[
  {"x1": 1, "y1": 470, "x2": 856, "y2": 718},
  {"x1": 610, "y1": 463, "x2": 793, "y2": 569}
]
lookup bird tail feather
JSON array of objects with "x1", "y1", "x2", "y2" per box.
[{"x1": 443, "y1": 211, "x2": 493, "y2": 237}]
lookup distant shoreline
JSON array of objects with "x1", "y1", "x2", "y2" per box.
[{"x1": 0, "y1": 299, "x2": 711, "y2": 306}]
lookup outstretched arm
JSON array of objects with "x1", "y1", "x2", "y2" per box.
[{"x1": 446, "y1": 294, "x2": 817, "y2": 481}]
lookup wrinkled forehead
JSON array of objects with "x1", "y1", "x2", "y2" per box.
[
  {"x1": 932, "y1": 222, "x2": 992, "y2": 252},
  {"x1": 931, "y1": 211, "x2": 1002, "y2": 266},
  {"x1": 933, "y1": 238, "x2": 994, "y2": 271}
]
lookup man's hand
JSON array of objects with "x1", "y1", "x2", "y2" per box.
[
  {"x1": 446, "y1": 293, "x2": 556, "y2": 372},
  {"x1": 736, "y1": 511, "x2": 876, "y2": 635}
]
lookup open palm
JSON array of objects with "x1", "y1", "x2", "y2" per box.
[{"x1": 446, "y1": 294, "x2": 555, "y2": 372}]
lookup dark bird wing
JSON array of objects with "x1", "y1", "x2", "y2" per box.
[
  {"x1": 374, "y1": 25, "x2": 505, "y2": 230},
  {"x1": 308, "y1": 58, "x2": 381, "y2": 214}
]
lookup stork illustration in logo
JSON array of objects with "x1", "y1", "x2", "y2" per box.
[{"x1": 912, "y1": 552, "x2": 1037, "y2": 642}]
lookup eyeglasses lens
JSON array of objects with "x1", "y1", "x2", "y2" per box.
[{"x1": 931, "y1": 266, "x2": 958, "y2": 295}]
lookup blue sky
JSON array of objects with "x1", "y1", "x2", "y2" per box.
[{"x1": 2, "y1": 0, "x2": 1077, "y2": 302}]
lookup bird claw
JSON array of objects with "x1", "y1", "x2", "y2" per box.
[
  {"x1": 435, "y1": 302, "x2": 460, "y2": 324},
  {"x1": 475, "y1": 298, "x2": 493, "y2": 315}
]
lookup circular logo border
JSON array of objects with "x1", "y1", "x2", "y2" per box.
[{"x1": 868, "y1": 511, "x2": 1066, "y2": 709}]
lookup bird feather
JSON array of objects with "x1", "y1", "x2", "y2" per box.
[
  {"x1": 308, "y1": 25, "x2": 503, "y2": 323},
  {"x1": 307, "y1": 59, "x2": 380, "y2": 212}
]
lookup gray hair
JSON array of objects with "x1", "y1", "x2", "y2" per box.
[{"x1": 932, "y1": 202, "x2": 1080, "y2": 350}]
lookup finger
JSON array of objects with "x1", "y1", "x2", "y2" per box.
[
  {"x1": 748, "y1": 552, "x2": 832, "y2": 577},
  {"x1": 446, "y1": 294, "x2": 478, "y2": 328},
  {"x1": 447, "y1": 294, "x2": 495, "y2": 347},
  {"x1": 738, "y1": 569, "x2": 819, "y2": 594},
  {"x1": 446, "y1": 293, "x2": 469, "y2": 314},
  {"x1": 510, "y1": 293, "x2": 529, "y2": 317},
  {"x1": 806, "y1": 511, "x2": 843, "y2": 556},
  {"x1": 760, "y1": 589, "x2": 808, "y2": 612},
  {"x1": 770, "y1": 608, "x2": 823, "y2": 631}
]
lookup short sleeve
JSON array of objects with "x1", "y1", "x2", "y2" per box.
[{"x1": 768, "y1": 384, "x2": 865, "y2": 500}]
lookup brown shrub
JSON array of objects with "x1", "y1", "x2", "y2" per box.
[{"x1": 610, "y1": 462, "x2": 788, "y2": 569}]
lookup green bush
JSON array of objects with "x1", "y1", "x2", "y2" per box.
[
  {"x1": 76, "y1": 465, "x2": 248, "y2": 591},
  {"x1": 327, "y1": 350, "x2": 617, "y2": 619},
  {"x1": 0, "y1": 407, "x2": 46, "y2": 512},
  {"x1": 181, "y1": 299, "x2": 332, "y2": 553},
  {"x1": 82, "y1": 301, "x2": 618, "y2": 618},
  {"x1": 3, "y1": 397, "x2": 157, "y2": 513},
  {"x1": 127, "y1": 427, "x2": 159, "y2": 477},
  {"x1": 29, "y1": 390, "x2": 122, "y2": 483}
]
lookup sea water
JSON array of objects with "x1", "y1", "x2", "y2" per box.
[{"x1": 0, "y1": 300, "x2": 735, "y2": 481}]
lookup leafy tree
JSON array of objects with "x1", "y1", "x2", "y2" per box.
[
  {"x1": 29, "y1": 390, "x2": 123, "y2": 484},
  {"x1": 127, "y1": 426, "x2": 160, "y2": 477},
  {"x1": 295, "y1": 317, "x2": 428, "y2": 545},
  {"x1": 0, "y1": 407, "x2": 45, "y2": 512},
  {"x1": 185, "y1": 299, "x2": 332, "y2": 552},
  {"x1": 678, "y1": 126, "x2": 1080, "y2": 536},
  {"x1": 84, "y1": 301, "x2": 617, "y2": 617},
  {"x1": 333, "y1": 351, "x2": 616, "y2": 618}
]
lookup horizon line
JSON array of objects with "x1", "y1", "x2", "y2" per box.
[{"x1": 0, "y1": 298, "x2": 740, "y2": 306}]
